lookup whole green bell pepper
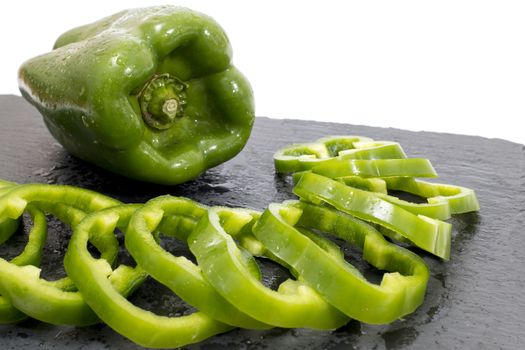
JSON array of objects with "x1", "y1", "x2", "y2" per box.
[{"x1": 18, "y1": 6, "x2": 254, "y2": 185}]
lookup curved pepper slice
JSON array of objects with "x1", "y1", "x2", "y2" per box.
[
  {"x1": 0, "y1": 184, "x2": 122, "y2": 325},
  {"x1": 383, "y1": 177, "x2": 480, "y2": 215},
  {"x1": 188, "y1": 206, "x2": 349, "y2": 329},
  {"x1": 311, "y1": 158, "x2": 438, "y2": 178},
  {"x1": 338, "y1": 140, "x2": 407, "y2": 160},
  {"x1": 64, "y1": 204, "x2": 226, "y2": 348},
  {"x1": 329, "y1": 177, "x2": 479, "y2": 220},
  {"x1": 0, "y1": 204, "x2": 47, "y2": 324},
  {"x1": 19, "y1": 5, "x2": 254, "y2": 185},
  {"x1": 274, "y1": 136, "x2": 408, "y2": 173},
  {"x1": 125, "y1": 195, "x2": 269, "y2": 329},
  {"x1": 251, "y1": 201, "x2": 430, "y2": 324},
  {"x1": 294, "y1": 172, "x2": 452, "y2": 260},
  {"x1": 0, "y1": 180, "x2": 20, "y2": 244}
]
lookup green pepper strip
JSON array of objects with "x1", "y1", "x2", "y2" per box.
[
  {"x1": 311, "y1": 158, "x2": 438, "y2": 178},
  {"x1": 0, "y1": 180, "x2": 20, "y2": 244},
  {"x1": 65, "y1": 204, "x2": 224, "y2": 349},
  {"x1": 251, "y1": 201, "x2": 430, "y2": 324},
  {"x1": 292, "y1": 172, "x2": 388, "y2": 194},
  {"x1": 294, "y1": 172, "x2": 452, "y2": 260},
  {"x1": 125, "y1": 195, "x2": 270, "y2": 329},
  {"x1": 0, "y1": 184, "x2": 123, "y2": 325},
  {"x1": 188, "y1": 206, "x2": 349, "y2": 329},
  {"x1": 338, "y1": 140, "x2": 407, "y2": 160},
  {"x1": 0, "y1": 204, "x2": 47, "y2": 324}
]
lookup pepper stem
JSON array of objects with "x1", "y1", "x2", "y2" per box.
[
  {"x1": 162, "y1": 99, "x2": 179, "y2": 118},
  {"x1": 138, "y1": 74, "x2": 187, "y2": 130}
]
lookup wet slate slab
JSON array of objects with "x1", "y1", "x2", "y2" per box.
[{"x1": 0, "y1": 94, "x2": 524, "y2": 349}]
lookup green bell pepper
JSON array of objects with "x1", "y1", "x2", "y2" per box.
[
  {"x1": 252, "y1": 201, "x2": 430, "y2": 324},
  {"x1": 18, "y1": 5, "x2": 254, "y2": 185},
  {"x1": 64, "y1": 204, "x2": 225, "y2": 349}
]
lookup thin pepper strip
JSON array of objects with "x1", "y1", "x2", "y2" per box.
[
  {"x1": 294, "y1": 172, "x2": 452, "y2": 260},
  {"x1": 125, "y1": 195, "x2": 270, "y2": 329},
  {"x1": 0, "y1": 184, "x2": 123, "y2": 325},
  {"x1": 251, "y1": 201, "x2": 429, "y2": 324},
  {"x1": 65, "y1": 204, "x2": 226, "y2": 349},
  {"x1": 311, "y1": 158, "x2": 438, "y2": 178},
  {"x1": 0, "y1": 180, "x2": 20, "y2": 245},
  {"x1": 188, "y1": 206, "x2": 349, "y2": 329}
]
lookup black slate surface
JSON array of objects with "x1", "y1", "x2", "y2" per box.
[{"x1": 0, "y1": 94, "x2": 524, "y2": 350}]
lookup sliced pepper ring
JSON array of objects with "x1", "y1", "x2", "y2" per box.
[
  {"x1": 64, "y1": 204, "x2": 226, "y2": 349},
  {"x1": 0, "y1": 180, "x2": 20, "y2": 244},
  {"x1": 251, "y1": 201, "x2": 430, "y2": 324},
  {"x1": 0, "y1": 184, "x2": 121, "y2": 325},
  {"x1": 338, "y1": 140, "x2": 407, "y2": 160},
  {"x1": 383, "y1": 177, "x2": 480, "y2": 215},
  {"x1": 125, "y1": 195, "x2": 269, "y2": 329},
  {"x1": 274, "y1": 135, "x2": 373, "y2": 173},
  {"x1": 329, "y1": 177, "x2": 479, "y2": 220},
  {"x1": 311, "y1": 158, "x2": 438, "y2": 178},
  {"x1": 188, "y1": 206, "x2": 349, "y2": 329},
  {"x1": 294, "y1": 172, "x2": 452, "y2": 260},
  {"x1": 0, "y1": 204, "x2": 47, "y2": 324}
]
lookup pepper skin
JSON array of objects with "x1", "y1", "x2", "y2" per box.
[{"x1": 18, "y1": 6, "x2": 254, "y2": 185}]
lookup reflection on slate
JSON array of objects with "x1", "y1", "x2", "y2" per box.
[{"x1": 1, "y1": 95, "x2": 524, "y2": 349}]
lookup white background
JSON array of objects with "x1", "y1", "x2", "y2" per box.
[{"x1": 1, "y1": 0, "x2": 524, "y2": 145}]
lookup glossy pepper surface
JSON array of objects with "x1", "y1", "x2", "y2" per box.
[{"x1": 18, "y1": 6, "x2": 254, "y2": 185}]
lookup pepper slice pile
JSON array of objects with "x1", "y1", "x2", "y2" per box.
[
  {"x1": 0, "y1": 135, "x2": 479, "y2": 348},
  {"x1": 276, "y1": 135, "x2": 479, "y2": 260}
]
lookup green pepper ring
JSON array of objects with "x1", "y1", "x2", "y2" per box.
[
  {"x1": 311, "y1": 158, "x2": 438, "y2": 179},
  {"x1": 293, "y1": 172, "x2": 452, "y2": 260},
  {"x1": 0, "y1": 180, "x2": 20, "y2": 244},
  {"x1": 65, "y1": 204, "x2": 228, "y2": 349},
  {"x1": 188, "y1": 206, "x2": 350, "y2": 329},
  {"x1": 0, "y1": 184, "x2": 122, "y2": 325},
  {"x1": 274, "y1": 136, "x2": 409, "y2": 173},
  {"x1": 273, "y1": 136, "x2": 373, "y2": 173},
  {"x1": 125, "y1": 195, "x2": 270, "y2": 330},
  {"x1": 0, "y1": 204, "x2": 47, "y2": 324},
  {"x1": 252, "y1": 201, "x2": 430, "y2": 324}
]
